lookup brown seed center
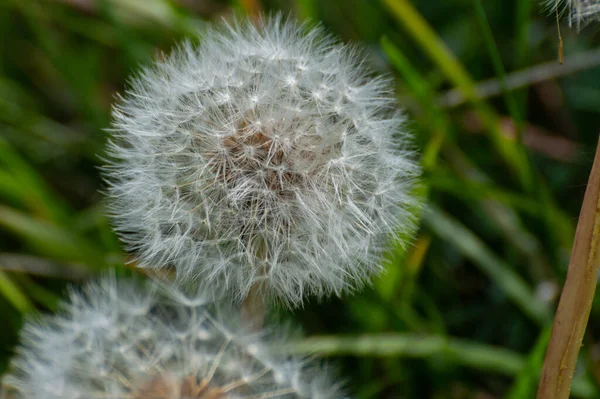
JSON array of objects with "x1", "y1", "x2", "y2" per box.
[
  {"x1": 219, "y1": 128, "x2": 295, "y2": 192},
  {"x1": 134, "y1": 375, "x2": 226, "y2": 399}
]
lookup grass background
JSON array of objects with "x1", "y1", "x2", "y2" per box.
[{"x1": 1, "y1": 0, "x2": 600, "y2": 397}]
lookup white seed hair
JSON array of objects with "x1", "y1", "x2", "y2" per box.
[
  {"x1": 2, "y1": 276, "x2": 344, "y2": 399},
  {"x1": 104, "y1": 15, "x2": 420, "y2": 306},
  {"x1": 543, "y1": 0, "x2": 600, "y2": 28}
]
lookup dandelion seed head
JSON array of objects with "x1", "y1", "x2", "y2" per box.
[
  {"x1": 105, "y1": 15, "x2": 420, "y2": 306},
  {"x1": 3, "y1": 277, "x2": 344, "y2": 399},
  {"x1": 543, "y1": 0, "x2": 600, "y2": 28}
]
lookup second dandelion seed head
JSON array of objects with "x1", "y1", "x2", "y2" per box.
[
  {"x1": 106, "y1": 15, "x2": 420, "y2": 306},
  {"x1": 3, "y1": 277, "x2": 343, "y2": 398}
]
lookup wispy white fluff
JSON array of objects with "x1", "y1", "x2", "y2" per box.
[
  {"x1": 3, "y1": 276, "x2": 344, "y2": 399},
  {"x1": 105, "y1": 15, "x2": 420, "y2": 307},
  {"x1": 543, "y1": 0, "x2": 600, "y2": 28}
]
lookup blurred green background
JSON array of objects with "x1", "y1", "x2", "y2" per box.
[{"x1": 1, "y1": 0, "x2": 600, "y2": 398}]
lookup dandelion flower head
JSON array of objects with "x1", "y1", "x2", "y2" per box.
[
  {"x1": 105, "y1": 15, "x2": 420, "y2": 306},
  {"x1": 3, "y1": 277, "x2": 343, "y2": 399},
  {"x1": 543, "y1": 0, "x2": 600, "y2": 28}
]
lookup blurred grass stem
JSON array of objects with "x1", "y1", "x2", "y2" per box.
[
  {"x1": 287, "y1": 333, "x2": 523, "y2": 375},
  {"x1": 438, "y1": 48, "x2": 600, "y2": 108}
]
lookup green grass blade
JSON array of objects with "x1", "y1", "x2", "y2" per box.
[
  {"x1": 380, "y1": 36, "x2": 448, "y2": 170},
  {"x1": 0, "y1": 271, "x2": 34, "y2": 313},
  {"x1": 10, "y1": 273, "x2": 60, "y2": 311},
  {"x1": 0, "y1": 138, "x2": 70, "y2": 221},
  {"x1": 0, "y1": 205, "x2": 106, "y2": 269},
  {"x1": 472, "y1": 0, "x2": 523, "y2": 131},
  {"x1": 383, "y1": 0, "x2": 533, "y2": 190},
  {"x1": 507, "y1": 326, "x2": 551, "y2": 399},
  {"x1": 424, "y1": 206, "x2": 550, "y2": 324}
]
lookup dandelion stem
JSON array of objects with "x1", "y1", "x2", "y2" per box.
[
  {"x1": 537, "y1": 138, "x2": 600, "y2": 398},
  {"x1": 242, "y1": 281, "x2": 266, "y2": 330},
  {"x1": 242, "y1": 237, "x2": 267, "y2": 330}
]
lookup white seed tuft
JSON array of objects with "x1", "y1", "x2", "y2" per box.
[
  {"x1": 543, "y1": 0, "x2": 600, "y2": 28},
  {"x1": 104, "y1": 15, "x2": 420, "y2": 307},
  {"x1": 2, "y1": 276, "x2": 345, "y2": 399}
]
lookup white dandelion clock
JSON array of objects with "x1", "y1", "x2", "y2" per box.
[
  {"x1": 2, "y1": 276, "x2": 344, "y2": 399},
  {"x1": 543, "y1": 0, "x2": 600, "y2": 28},
  {"x1": 105, "y1": 15, "x2": 421, "y2": 306}
]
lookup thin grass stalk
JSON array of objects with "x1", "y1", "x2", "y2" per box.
[{"x1": 538, "y1": 138, "x2": 600, "y2": 398}]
